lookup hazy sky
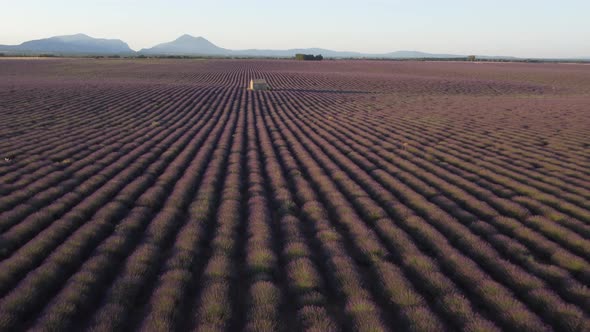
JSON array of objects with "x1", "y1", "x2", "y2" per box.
[{"x1": 1, "y1": 0, "x2": 588, "y2": 58}]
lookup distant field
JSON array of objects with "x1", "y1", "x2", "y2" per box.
[{"x1": 0, "y1": 59, "x2": 589, "y2": 331}]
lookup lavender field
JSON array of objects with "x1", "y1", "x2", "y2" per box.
[{"x1": 1, "y1": 58, "x2": 589, "y2": 331}]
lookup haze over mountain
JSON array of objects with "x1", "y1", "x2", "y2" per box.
[
  {"x1": 0, "y1": 33, "x2": 533, "y2": 60},
  {"x1": 140, "y1": 35, "x2": 230, "y2": 55},
  {"x1": 139, "y1": 35, "x2": 468, "y2": 58},
  {"x1": 1, "y1": 33, "x2": 476, "y2": 58},
  {"x1": 0, "y1": 34, "x2": 133, "y2": 54}
]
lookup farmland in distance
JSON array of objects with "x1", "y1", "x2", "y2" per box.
[{"x1": 0, "y1": 58, "x2": 589, "y2": 331}]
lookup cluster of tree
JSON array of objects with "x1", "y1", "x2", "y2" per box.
[{"x1": 295, "y1": 54, "x2": 323, "y2": 61}]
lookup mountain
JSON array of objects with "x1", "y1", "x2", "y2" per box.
[
  {"x1": 138, "y1": 36, "x2": 467, "y2": 58},
  {"x1": 1, "y1": 34, "x2": 526, "y2": 60},
  {"x1": 140, "y1": 34, "x2": 230, "y2": 55},
  {"x1": 0, "y1": 33, "x2": 134, "y2": 55}
]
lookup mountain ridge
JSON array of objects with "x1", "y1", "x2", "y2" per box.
[
  {"x1": 139, "y1": 34, "x2": 230, "y2": 55},
  {"x1": 0, "y1": 34, "x2": 482, "y2": 58},
  {"x1": 0, "y1": 33, "x2": 133, "y2": 54},
  {"x1": 140, "y1": 35, "x2": 472, "y2": 58},
  {"x1": 1, "y1": 33, "x2": 580, "y2": 60}
]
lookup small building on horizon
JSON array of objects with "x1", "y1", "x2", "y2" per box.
[{"x1": 249, "y1": 79, "x2": 271, "y2": 91}]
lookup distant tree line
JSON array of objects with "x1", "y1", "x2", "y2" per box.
[
  {"x1": 1, "y1": 52, "x2": 584, "y2": 63},
  {"x1": 295, "y1": 54, "x2": 323, "y2": 61}
]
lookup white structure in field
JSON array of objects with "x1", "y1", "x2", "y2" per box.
[{"x1": 249, "y1": 79, "x2": 270, "y2": 91}]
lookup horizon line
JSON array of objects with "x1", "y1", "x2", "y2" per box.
[{"x1": 1, "y1": 33, "x2": 589, "y2": 60}]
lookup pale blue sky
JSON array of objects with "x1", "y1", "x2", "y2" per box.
[{"x1": 0, "y1": 0, "x2": 588, "y2": 57}]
